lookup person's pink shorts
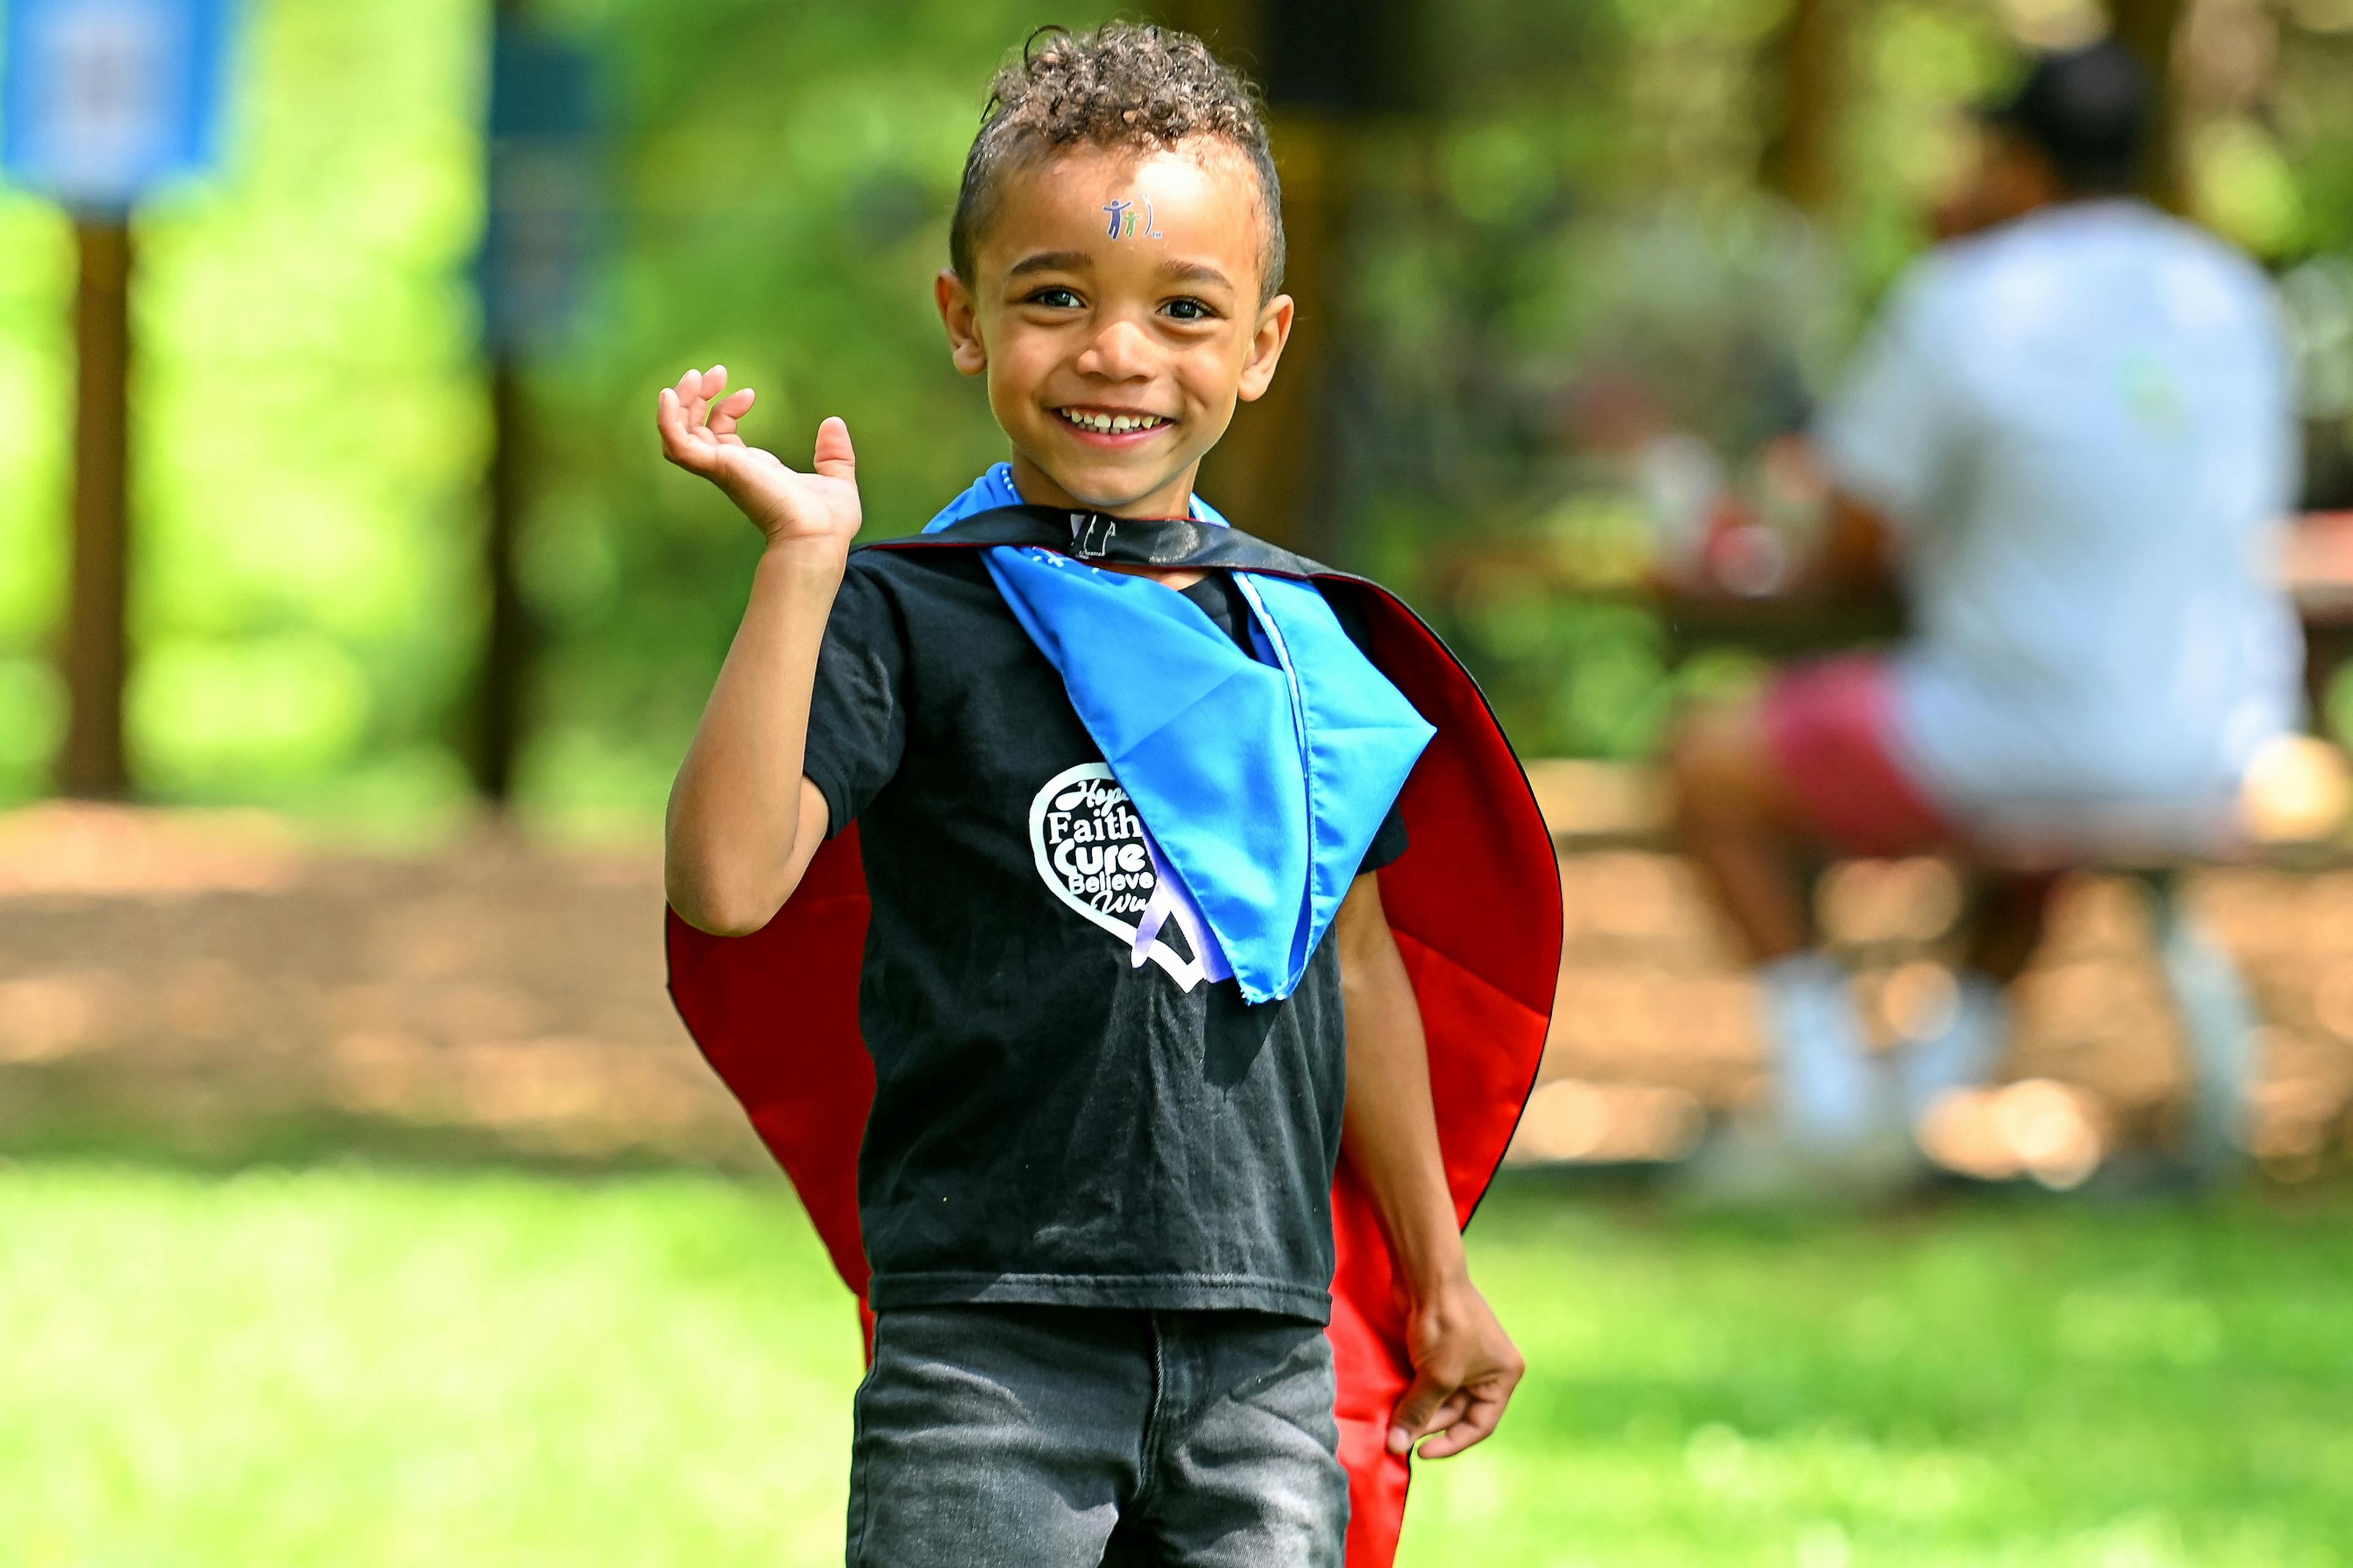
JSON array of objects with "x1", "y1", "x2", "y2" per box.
[{"x1": 1761, "y1": 655, "x2": 1958, "y2": 859}]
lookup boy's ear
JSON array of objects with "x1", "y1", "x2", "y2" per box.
[
  {"x1": 1236, "y1": 294, "x2": 1295, "y2": 404},
  {"x1": 935, "y1": 269, "x2": 987, "y2": 376}
]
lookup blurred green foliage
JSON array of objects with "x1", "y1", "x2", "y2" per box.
[
  {"x1": 1344, "y1": 0, "x2": 1998, "y2": 757},
  {"x1": 0, "y1": 0, "x2": 1114, "y2": 833},
  {"x1": 1, "y1": 0, "x2": 490, "y2": 824},
  {"x1": 512, "y1": 0, "x2": 1123, "y2": 835},
  {"x1": 0, "y1": 193, "x2": 69, "y2": 796},
  {"x1": 3, "y1": 0, "x2": 2352, "y2": 821}
]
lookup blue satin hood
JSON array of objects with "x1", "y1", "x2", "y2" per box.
[{"x1": 925, "y1": 465, "x2": 1434, "y2": 1003}]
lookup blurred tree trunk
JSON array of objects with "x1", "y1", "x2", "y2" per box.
[
  {"x1": 1199, "y1": 112, "x2": 1347, "y2": 558},
  {"x1": 469, "y1": 0, "x2": 536, "y2": 808},
  {"x1": 1760, "y1": 0, "x2": 1848, "y2": 216},
  {"x1": 59, "y1": 222, "x2": 133, "y2": 800},
  {"x1": 1147, "y1": 0, "x2": 1417, "y2": 562},
  {"x1": 473, "y1": 360, "x2": 530, "y2": 806},
  {"x1": 2111, "y1": 0, "x2": 2189, "y2": 209}
]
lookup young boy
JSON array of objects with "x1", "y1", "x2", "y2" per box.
[{"x1": 659, "y1": 26, "x2": 1551, "y2": 1566}]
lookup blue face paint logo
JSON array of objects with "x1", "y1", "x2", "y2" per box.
[{"x1": 1102, "y1": 198, "x2": 1163, "y2": 240}]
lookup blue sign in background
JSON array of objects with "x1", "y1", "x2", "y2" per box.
[
  {"x1": 1, "y1": 0, "x2": 236, "y2": 213},
  {"x1": 479, "y1": 17, "x2": 601, "y2": 354}
]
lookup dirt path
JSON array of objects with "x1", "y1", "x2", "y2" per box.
[{"x1": 4, "y1": 805, "x2": 2348, "y2": 1184}]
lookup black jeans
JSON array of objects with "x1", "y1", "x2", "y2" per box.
[{"x1": 845, "y1": 1303, "x2": 1348, "y2": 1567}]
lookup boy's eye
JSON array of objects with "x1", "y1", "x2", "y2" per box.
[
  {"x1": 1162, "y1": 297, "x2": 1216, "y2": 322},
  {"x1": 1026, "y1": 286, "x2": 1083, "y2": 309}
]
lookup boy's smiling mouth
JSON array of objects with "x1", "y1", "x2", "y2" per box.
[{"x1": 1054, "y1": 406, "x2": 1174, "y2": 442}]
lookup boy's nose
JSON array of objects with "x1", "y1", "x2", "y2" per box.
[{"x1": 1075, "y1": 318, "x2": 1156, "y2": 380}]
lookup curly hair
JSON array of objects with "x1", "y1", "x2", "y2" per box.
[{"x1": 949, "y1": 24, "x2": 1286, "y2": 300}]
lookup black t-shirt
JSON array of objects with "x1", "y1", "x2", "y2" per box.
[{"x1": 802, "y1": 548, "x2": 1408, "y2": 1323}]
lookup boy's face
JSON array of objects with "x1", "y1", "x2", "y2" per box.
[{"x1": 936, "y1": 141, "x2": 1293, "y2": 518}]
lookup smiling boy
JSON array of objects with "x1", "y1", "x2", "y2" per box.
[{"x1": 659, "y1": 26, "x2": 1533, "y2": 1567}]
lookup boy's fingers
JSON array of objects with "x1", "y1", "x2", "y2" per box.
[
  {"x1": 811, "y1": 415, "x2": 856, "y2": 480},
  {"x1": 1385, "y1": 1368, "x2": 1456, "y2": 1456},
  {"x1": 656, "y1": 387, "x2": 697, "y2": 448},
  {"x1": 708, "y1": 387, "x2": 756, "y2": 438},
  {"x1": 657, "y1": 388, "x2": 723, "y2": 474},
  {"x1": 1412, "y1": 1392, "x2": 1507, "y2": 1461},
  {"x1": 656, "y1": 387, "x2": 692, "y2": 452},
  {"x1": 1423, "y1": 1391, "x2": 1472, "y2": 1434},
  {"x1": 1403, "y1": 1392, "x2": 1472, "y2": 1457}
]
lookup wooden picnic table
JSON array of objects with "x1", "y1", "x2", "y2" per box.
[
  {"x1": 2285, "y1": 511, "x2": 2353, "y2": 725},
  {"x1": 1561, "y1": 511, "x2": 2353, "y2": 733}
]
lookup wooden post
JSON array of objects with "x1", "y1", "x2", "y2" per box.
[
  {"x1": 471, "y1": 357, "x2": 529, "y2": 805},
  {"x1": 1760, "y1": 0, "x2": 1847, "y2": 216},
  {"x1": 59, "y1": 220, "x2": 133, "y2": 800},
  {"x1": 469, "y1": 0, "x2": 534, "y2": 808},
  {"x1": 2110, "y1": 0, "x2": 2188, "y2": 210},
  {"x1": 1197, "y1": 116, "x2": 1344, "y2": 558},
  {"x1": 1147, "y1": 0, "x2": 1412, "y2": 559}
]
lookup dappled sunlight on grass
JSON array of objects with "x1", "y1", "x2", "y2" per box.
[
  {"x1": 1398, "y1": 1184, "x2": 2353, "y2": 1566},
  {"x1": 6, "y1": 1165, "x2": 2352, "y2": 1566},
  {"x1": 0, "y1": 1165, "x2": 862, "y2": 1567}
]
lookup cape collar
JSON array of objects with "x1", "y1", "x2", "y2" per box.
[{"x1": 894, "y1": 506, "x2": 1335, "y2": 578}]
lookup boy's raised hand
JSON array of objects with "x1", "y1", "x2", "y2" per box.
[{"x1": 656, "y1": 365, "x2": 862, "y2": 553}]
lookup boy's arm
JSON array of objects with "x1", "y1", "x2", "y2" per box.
[
  {"x1": 657, "y1": 365, "x2": 863, "y2": 936},
  {"x1": 1336, "y1": 872, "x2": 1525, "y2": 1460}
]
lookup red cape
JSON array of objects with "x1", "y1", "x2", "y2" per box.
[{"x1": 665, "y1": 547, "x2": 1560, "y2": 1566}]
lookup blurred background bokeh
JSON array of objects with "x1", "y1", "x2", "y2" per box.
[
  {"x1": 8, "y1": 1, "x2": 2353, "y2": 1564},
  {"x1": 12, "y1": 0, "x2": 2353, "y2": 824}
]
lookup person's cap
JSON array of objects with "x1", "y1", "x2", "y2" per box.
[{"x1": 1977, "y1": 38, "x2": 2153, "y2": 193}]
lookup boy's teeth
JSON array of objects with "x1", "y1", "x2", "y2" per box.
[{"x1": 1064, "y1": 409, "x2": 1160, "y2": 433}]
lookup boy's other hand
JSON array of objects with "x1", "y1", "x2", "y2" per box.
[
  {"x1": 656, "y1": 365, "x2": 862, "y2": 556},
  {"x1": 1388, "y1": 1275, "x2": 1523, "y2": 1461}
]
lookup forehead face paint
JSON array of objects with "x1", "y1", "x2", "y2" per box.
[{"x1": 1101, "y1": 197, "x2": 1164, "y2": 241}]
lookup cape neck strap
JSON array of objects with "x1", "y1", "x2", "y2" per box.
[{"x1": 869, "y1": 505, "x2": 1338, "y2": 580}]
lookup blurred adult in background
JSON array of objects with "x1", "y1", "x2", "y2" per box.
[{"x1": 1667, "y1": 39, "x2": 2302, "y2": 1184}]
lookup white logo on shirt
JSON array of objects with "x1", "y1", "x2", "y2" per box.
[{"x1": 1028, "y1": 762, "x2": 1203, "y2": 990}]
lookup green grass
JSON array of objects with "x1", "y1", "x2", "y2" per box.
[{"x1": 4, "y1": 1165, "x2": 2349, "y2": 1567}]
